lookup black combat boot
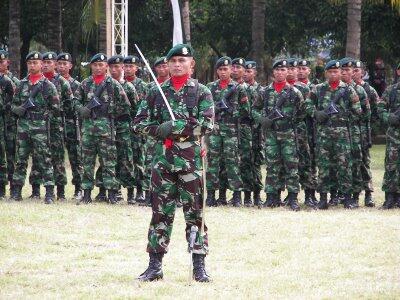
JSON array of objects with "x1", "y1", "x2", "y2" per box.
[
  {"x1": 206, "y1": 190, "x2": 216, "y2": 207},
  {"x1": 57, "y1": 185, "x2": 66, "y2": 201},
  {"x1": 273, "y1": 191, "x2": 282, "y2": 207},
  {"x1": 304, "y1": 189, "x2": 316, "y2": 208},
  {"x1": 0, "y1": 184, "x2": 5, "y2": 199},
  {"x1": 310, "y1": 189, "x2": 318, "y2": 206},
  {"x1": 343, "y1": 194, "x2": 357, "y2": 209},
  {"x1": 145, "y1": 190, "x2": 151, "y2": 207},
  {"x1": 287, "y1": 192, "x2": 300, "y2": 211},
  {"x1": 127, "y1": 188, "x2": 135, "y2": 205},
  {"x1": 263, "y1": 193, "x2": 275, "y2": 208},
  {"x1": 10, "y1": 184, "x2": 22, "y2": 201},
  {"x1": 44, "y1": 186, "x2": 55, "y2": 204},
  {"x1": 73, "y1": 185, "x2": 82, "y2": 200},
  {"x1": 231, "y1": 191, "x2": 242, "y2": 207},
  {"x1": 381, "y1": 192, "x2": 396, "y2": 209},
  {"x1": 243, "y1": 191, "x2": 252, "y2": 207},
  {"x1": 352, "y1": 192, "x2": 360, "y2": 208},
  {"x1": 217, "y1": 189, "x2": 227, "y2": 206},
  {"x1": 137, "y1": 253, "x2": 164, "y2": 282},
  {"x1": 338, "y1": 192, "x2": 345, "y2": 205},
  {"x1": 281, "y1": 193, "x2": 289, "y2": 206},
  {"x1": 95, "y1": 187, "x2": 107, "y2": 202},
  {"x1": 136, "y1": 185, "x2": 146, "y2": 206},
  {"x1": 329, "y1": 190, "x2": 338, "y2": 206},
  {"x1": 193, "y1": 254, "x2": 211, "y2": 282},
  {"x1": 29, "y1": 184, "x2": 40, "y2": 199},
  {"x1": 253, "y1": 190, "x2": 262, "y2": 208},
  {"x1": 108, "y1": 189, "x2": 118, "y2": 204},
  {"x1": 318, "y1": 193, "x2": 328, "y2": 210},
  {"x1": 77, "y1": 189, "x2": 92, "y2": 205},
  {"x1": 364, "y1": 191, "x2": 375, "y2": 207}
]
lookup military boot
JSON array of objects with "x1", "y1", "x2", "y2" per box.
[
  {"x1": 304, "y1": 189, "x2": 316, "y2": 209},
  {"x1": 193, "y1": 254, "x2": 211, "y2": 282},
  {"x1": 364, "y1": 191, "x2": 375, "y2": 207},
  {"x1": 231, "y1": 191, "x2": 242, "y2": 207},
  {"x1": 263, "y1": 193, "x2": 275, "y2": 208},
  {"x1": 381, "y1": 192, "x2": 396, "y2": 209},
  {"x1": 77, "y1": 189, "x2": 92, "y2": 205},
  {"x1": 273, "y1": 191, "x2": 282, "y2": 207},
  {"x1": 217, "y1": 189, "x2": 227, "y2": 206},
  {"x1": 108, "y1": 189, "x2": 118, "y2": 205},
  {"x1": 288, "y1": 192, "x2": 300, "y2": 211},
  {"x1": 73, "y1": 185, "x2": 82, "y2": 200},
  {"x1": 44, "y1": 186, "x2": 55, "y2": 204},
  {"x1": 310, "y1": 189, "x2": 318, "y2": 206},
  {"x1": 281, "y1": 192, "x2": 289, "y2": 206},
  {"x1": 127, "y1": 188, "x2": 135, "y2": 205},
  {"x1": 137, "y1": 253, "x2": 164, "y2": 282},
  {"x1": 145, "y1": 190, "x2": 151, "y2": 207},
  {"x1": 243, "y1": 191, "x2": 252, "y2": 207},
  {"x1": 344, "y1": 194, "x2": 357, "y2": 209},
  {"x1": 206, "y1": 190, "x2": 217, "y2": 207},
  {"x1": 0, "y1": 184, "x2": 5, "y2": 199},
  {"x1": 318, "y1": 193, "x2": 328, "y2": 210},
  {"x1": 29, "y1": 184, "x2": 41, "y2": 199},
  {"x1": 338, "y1": 192, "x2": 345, "y2": 205},
  {"x1": 57, "y1": 185, "x2": 66, "y2": 201},
  {"x1": 352, "y1": 192, "x2": 360, "y2": 208},
  {"x1": 328, "y1": 190, "x2": 338, "y2": 206},
  {"x1": 136, "y1": 185, "x2": 146, "y2": 206},
  {"x1": 10, "y1": 184, "x2": 22, "y2": 201},
  {"x1": 253, "y1": 190, "x2": 262, "y2": 208},
  {"x1": 95, "y1": 187, "x2": 107, "y2": 202}
]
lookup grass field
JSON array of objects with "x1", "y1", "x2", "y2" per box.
[{"x1": 0, "y1": 145, "x2": 399, "y2": 299}]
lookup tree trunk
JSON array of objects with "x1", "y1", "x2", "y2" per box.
[
  {"x1": 47, "y1": 0, "x2": 62, "y2": 51},
  {"x1": 250, "y1": 0, "x2": 266, "y2": 83},
  {"x1": 182, "y1": 0, "x2": 191, "y2": 44},
  {"x1": 8, "y1": 0, "x2": 21, "y2": 77},
  {"x1": 346, "y1": 0, "x2": 362, "y2": 59},
  {"x1": 98, "y1": 0, "x2": 108, "y2": 53}
]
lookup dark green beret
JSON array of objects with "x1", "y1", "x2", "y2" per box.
[
  {"x1": 123, "y1": 55, "x2": 140, "y2": 64},
  {"x1": 353, "y1": 60, "x2": 364, "y2": 68},
  {"x1": 43, "y1": 51, "x2": 57, "y2": 61},
  {"x1": 0, "y1": 50, "x2": 9, "y2": 60},
  {"x1": 298, "y1": 59, "x2": 310, "y2": 67},
  {"x1": 90, "y1": 53, "x2": 107, "y2": 64},
  {"x1": 339, "y1": 57, "x2": 354, "y2": 68},
  {"x1": 57, "y1": 52, "x2": 72, "y2": 62},
  {"x1": 166, "y1": 43, "x2": 194, "y2": 60},
  {"x1": 215, "y1": 56, "x2": 232, "y2": 69},
  {"x1": 245, "y1": 60, "x2": 257, "y2": 69},
  {"x1": 108, "y1": 55, "x2": 124, "y2": 65},
  {"x1": 154, "y1": 56, "x2": 167, "y2": 67},
  {"x1": 26, "y1": 51, "x2": 43, "y2": 61},
  {"x1": 272, "y1": 59, "x2": 288, "y2": 69},
  {"x1": 287, "y1": 58, "x2": 298, "y2": 67},
  {"x1": 232, "y1": 57, "x2": 245, "y2": 67},
  {"x1": 325, "y1": 60, "x2": 340, "y2": 70}
]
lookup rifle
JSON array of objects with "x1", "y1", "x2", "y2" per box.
[
  {"x1": 324, "y1": 88, "x2": 347, "y2": 117},
  {"x1": 22, "y1": 83, "x2": 43, "y2": 118},
  {"x1": 86, "y1": 95, "x2": 102, "y2": 119},
  {"x1": 265, "y1": 88, "x2": 291, "y2": 122},
  {"x1": 215, "y1": 84, "x2": 237, "y2": 118},
  {"x1": 188, "y1": 225, "x2": 198, "y2": 284}
]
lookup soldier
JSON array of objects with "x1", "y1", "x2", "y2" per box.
[
  {"x1": 134, "y1": 44, "x2": 213, "y2": 282},
  {"x1": 28, "y1": 51, "x2": 71, "y2": 201},
  {"x1": 377, "y1": 76, "x2": 400, "y2": 209},
  {"x1": 10, "y1": 51, "x2": 60, "y2": 203},
  {"x1": 56, "y1": 52, "x2": 83, "y2": 200},
  {"x1": 311, "y1": 60, "x2": 361, "y2": 209},
  {"x1": 75, "y1": 53, "x2": 129, "y2": 204},
  {"x1": 353, "y1": 60, "x2": 376, "y2": 207},
  {"x1": 253, "y1": 59, "x2": 304, "y2": 211},
  {"x1": 243, "y1": 60, "x2": 264, "y2": 206},
  {"x1": 124, "y1": 55, "x2": 148, "y2": 204},
  {"x1": 205, "y1": 57, "x2": 249, "y2": 207}
]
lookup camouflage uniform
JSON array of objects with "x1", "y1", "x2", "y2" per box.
[{"x1": 133, "y1": 77, "x2": 214, "y2": 255}]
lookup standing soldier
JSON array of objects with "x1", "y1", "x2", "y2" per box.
[
  {"x1": 311, "y1": 60, "x2": 361, "y2": 209},
  {"x1": 205, "y1": 57, "x2": 248, "y2": 207},
  {"x1": 124, "y1": 55, "x2": 148, "y2": 204},
  {"x1": 253, "y1": 59, "x2": 304, "y2": 211},
  {"x1": 134, "y1": 44, "x2": 213, "y2": 282},
  {"x1": 57, "y1": 52, "x2": 83, "y2": 200},
  {"x1": 10, "y1": 51, "x2": 60, "y2": 203},
  {"x1": 75, "y1": 53, "x2": 128, "y2": 204}
]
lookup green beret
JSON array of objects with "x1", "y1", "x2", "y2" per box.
[
  {"x1": 298, "y1": 59, "x2": 310, "y2": 67},
  {"x1": 123, "y1": 55, "x2": 140, "y2": 64},
  {"x1": 353, "y1": 60, "x2": 364, "y2": 68},
  {"x1": 215, "y1": 56, "x2": 232, "y2": 69},
  {"x1": 325, "y1": 60, "x2": 340, "y2": 70},
  {"x1": 90, "y1": 53, "x2": 107, "y2": 64},
  {"x1": 154, "y1": 56, "x2": 167, "y2": 67},
  {"x1": 245, "y1": 60, "x2": 257, "y2": 69},
  {"x1": 26, "y1": 51, "x2": 43, "y2": 61},
  {"x1": 43, "y1": 51, "x2": 57, "y2": 61},
  {"x1": 232, "y1": 57, "x2": 245, "y2": 67},
  {"x1": 57, "y1": 52, "x2": 72, "y2": 62},
  {"x1": 0, "y1": 50, "x2": 9, "y2": 60},
  {"x1": 287, "y1": 58, "x2": 298, "y2": 67},
  {"x1": 166, "y1": 43, "x2": 194, "y2": 60},
  {"x1": 339, "y1": 57, "x2": 354, "y2": 68},
  {"x1": 108, "y1": 55, "x2": 124, "y2": 65},
  {"x1": 272, "y1": 59, "x2": 288, "y2": 69}
]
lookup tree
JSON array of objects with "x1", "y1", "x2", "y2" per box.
[
  {"x1": 8, "y1": 0, "x2": 21, "y2": 76},
  {"x1": 250, "y1": 0, "x2": 266, "y2": 82},
  {"x1": 47, "y1": 0, "x2": 62, "y2": 51},
  {"x1": 346, "y1": 0, "x2": 362, "y2": 58},
  {"x1": 182, "y1": 0, "x2": 191, "y2": 44}
]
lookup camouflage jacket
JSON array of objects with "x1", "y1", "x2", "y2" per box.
[
  {"x1": 6, "y1": 71, "x2": 20, "y2": 88},
  {"x1": 349, "y1": 81, "x2": 371, "y2": 125},
  {"x1": 0, "y1": 74, "x2": 16, "y2": 113},
  {"x1": 133, "y1": 77, "x2": 214, "y2": 173},
  {"x1": 378, "y1": 82, "x2": 400, "y2": 128},
  {"x1": 49, "y1": 74, "x2": 74, "y2": 123},
  {"x1": 128, "y1": 77, "x2": 148, "y2": 103},
  {"x1": 120, "y1": 80, "x2": 139, "y2": 119},
  {"x1": 359, "y1": 81, "x2": 379, "y2": 122},
  {"x1": 293, "y1": 81, "x2": 315, "y2": 122}
]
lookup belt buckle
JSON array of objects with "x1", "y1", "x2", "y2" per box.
[{"x1": 178, "y1": 136, "x2": 188, "y2": 142}]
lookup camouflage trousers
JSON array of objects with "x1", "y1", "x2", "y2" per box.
[
  {"x1": 252, "y1": 126, "x2": 264, "y2": 191},
  {"x1": 5, "y1": 114, "x2": 17, "y2": 183},
  {"x1": 316, "y1": 126, "x2": 352, "y2": 194},
  {"x1": 142, "y1": 136, "x2": 157, "y2": 191},
  {"x1": 13, "y1": 119, "x2": 54, "y2": 186},
  {"x1": 132, "y1": 134, "x2": 145, "y2": 188},
  {"x1": 265, "y1": 129, "x2": 299, "y2": 194},
  {"x1": 238, "y1": 124, "x2": 255, "y2": 192},
  {"x1": 0, "y1": 115, "x2": 8, "y2": 185},
  {"x1": 30, "y1": 123, "x2": 67, "y2": 186},
  {"x1": 64, "y1": 118, "x2": 82, "y2": 186},
  {"x1": 360, "y1": 125, "x2": 373, "y2": 192},
  {"x1": 296, "y1": 123, "x2": 317, "y2": 190},
  {"x1": 206, "y1": 127, "x2": 243, "y2": 191},
  {"x1": 382, "y1": 127, "x2": 400, "y2": 193},
  {"x1": 147, "y1": 168, "x2": 208, "y2": 255}
]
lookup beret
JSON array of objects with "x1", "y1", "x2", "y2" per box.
[
  {"x1": 287, "y1": 58, "x2": 298, "y2": 67},
  {"x1": 339, "y1": 57, "x2": 355, "y2": 68},
  {"x1": 272, "y1": 58, "x2": 288, "y2": 69},
  {"x1": 298, "y1": 59, "x2": 310, "y2": 67},
  {"x1": 245, "y1": 60, "x2": 257, "y2": 69},
  {"x1": 154, "y1": 56, "x2": 167, "y2": 67},
  {"x1": 166, "y1": 44, "x2": 194, "y2": 60},
  {"x1": 107, "y1": 55, "x2": 124, "y2": 65},
  {"x1": 123, "y1": 55, "x2": 140, "y2": 64},
  {"x1": 42, "y1": 51, "x2": 57, "y2": 61},
  {"x1": 232, "y1": 57, "x2": 245, "y2": 67},
  {"x1": 325, "y1": 60, "x2": 341, "y2": 70},
  {"x1": 353, "y1": 60, "x2": 364, "y2": 68},
  {"x1": 26, "y1": 51, "x2": 43, "y2": 61},
  {"x1": 90, "y1": 53, "x2": 107, "y2": 63},
  {"x1": 215, "y1": 56, "x2": 232, "y2": 69},
  {"x1": 57, "y1": 52, "x2": 72, "y2": 62}
]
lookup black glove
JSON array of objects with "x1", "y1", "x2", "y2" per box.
[
  {"x1": 156, "y1": 120, "x2": 174, "y2": 139},
  {"x1": 12, "y1": 106, "x2": 26, "y2": 117},
  {"x1": 388, "y1": 113, "x2": 400, "y2": 126},
  {"x1": 259, "y1": 116, "x2": 273, "y2": 131},
  {"x1": 315, "y1": 110, "x2": 329, "y2": 123},
  {"x1": 78, "y1": 106, "x2": 91, "y2": 119}
]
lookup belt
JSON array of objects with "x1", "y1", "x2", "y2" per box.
[{"x1": 168, "y1": 135, "x2": 198, "y2": 142}]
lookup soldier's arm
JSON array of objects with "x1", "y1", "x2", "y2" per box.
[
  {"x1": 4, "y1": 78, "x2": 16, "y2": 110},
  {"x1": 11, "y1": 82, "x2": 22, "y2": 110},
  {"x1": 133, "y1": 87, "x2": 159, "y2": 136},
  {"x1": 113, "y1": 81, "x2": 130, "y2": 117},
  {"x1": 61, "y1": 79, "x2": 74, "y2": 116},
  {"x1": 127, "y1": 84, "x2": 139, "y2": 116},
  {"x1": 73, "y1": 83, "x2": 85, "y2": 111},
  {"x1": 369, "y1": 85, "x2": 380, "y2": 121},
  {"x1": 360, "y1": 88, "x2": 371, "y2": 122},
  {"x1": 47, "y1": 82, "x2": 61, "y2": 115},
  {"x1": 377, "y1": 87, "x2": 391, "y2": 124},
  {"x1": 348, "y1": 86, "x2": 362, "y2": 116},
  {"x1": 236, "y1": 84, "x2": 250, "y2": 119},
  {"x1": 309, "y1": 86, "x2": 319, "y2": 117},
  {"x1": 293, "y1": 88, "x2": 305, "y2": 121},
  {"x1": 252, "y1": 87, "x2": 265, "y2": 123}
]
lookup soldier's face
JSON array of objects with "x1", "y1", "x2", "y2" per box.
[
  {"x1": 326, "y1": 69, "x2": 341, "y2": 82},
  {"x1": 353, "y1": 67, "x2": 363, "y2": 82},
  {"x1": 273, "y1": 67, "x2": 288, "y2": 82},
  {"x1": 287, "y1": 67, "x2": 298, "y2": 81},
  {"x1": 109, "y1": 63, "x2": 124, "y2": 80},
  {"x1": 168, "y1": 56, "x2": 194, "y2": 77},
  {"x1": 341, "y1": 67, "x2": 353, "y2": 83},
  {"x1": 231, "y1": 65, "x2": 244, "y2": 80},
  {"x1": 297, "y1": 66, "x2": 310, "y2": 80},
  {"x1": 57, "y1": 61, "x2": 73, "y2": 77},
  {"x1": 91, "y1": 62, "x2": 108, "y2": 76},
  {"x1": 243, "y1": 69, "x2": 256, "y2": 83},
  {"x1": 155, "y1": 63, "x2": 169, "y2": 78},
  {"x1": 27, "y1": 60, "x2": 42, "y2": 74},
  {"x1": 0, "y1": 59, "x2": 9, "y2": 73},
  {"x1": 124, "y1": 64, "x2": 138, "y2": 77},
  {"x1": 216, "y1": 66, "x2": 231, "y2": 81},
  {"x1": 42, "y1": 60, "x2": 56, "y2": 73}
]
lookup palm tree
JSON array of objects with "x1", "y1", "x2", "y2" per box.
[
  {"x1": 81, "y1": 0, "x2": 106, "y2": 54},
  {"x1": 47, "y1": 0, "x2": 62, "y2": 51},
  {"x1": 8, "y1": 0, "x2": 21, "y2": 77},
  {"x1": 182, "y1": 0, "x2": 191, "y2": 44},
  {"x1": 250, "y1": 0, "x2": 266, "y2": 82}
]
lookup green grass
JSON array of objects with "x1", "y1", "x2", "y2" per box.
[{"x1": 0, "y1": 145, "x2": 399, "y2": 299}]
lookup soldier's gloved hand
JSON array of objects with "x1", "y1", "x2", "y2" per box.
[
  {"x1": 259, "y1": 116, "x2": 273, "y2": 131},
  {"x1": 12, "y1": 106, "x2": 26, "y2": 117},
  {"x1": 78, "y1": 106, "x2": 91, "y2": 119},
  {"x1": 388, "y1": 113, "x2": 400, "y2": 126},
  {"x1": 315, "y1": 110, "x2": 329, "y2": 123},
  {"x1": 156, "y1": 120, "x2": 174, "y2": 139}
]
